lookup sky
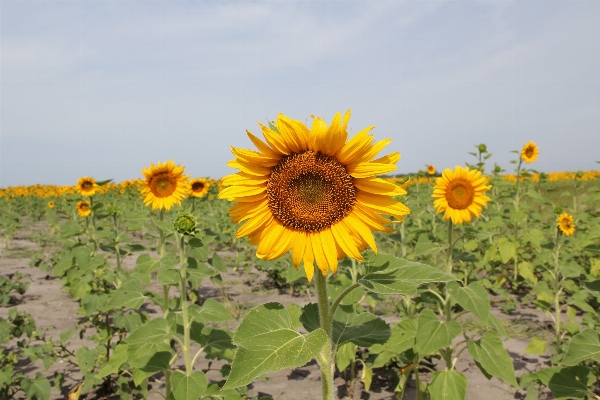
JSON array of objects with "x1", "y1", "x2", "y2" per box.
[{"x1": 1, "y1": 0, "x2": 599, "y2": 187}]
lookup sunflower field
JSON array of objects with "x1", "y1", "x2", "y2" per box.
[{"x1": 1, "y1": 112, "x2": 600, "y2": 400}]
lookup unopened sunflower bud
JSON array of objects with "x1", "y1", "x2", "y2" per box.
[
  {"x1": 174, "y1": 213, "x2": 197, "y2": 235},
  {"x1": 554, "y1": 206, "x2": 563, "y2": 215},
  {"x1": 478, "y1": 144, "x2": 487, "y2": 153}
]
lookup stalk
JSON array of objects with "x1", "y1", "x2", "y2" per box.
[
  {"x1": 512, "y1": 158, "x2": 523, "y2": 283},
  {"x1": 315, "y1": 271, "x2": 334, "y2": 400},
  {"x1": 553, "y1": 227, "x2": 562, "y2": 348},
  {"x1": 443, "y1": 220, "x2": 454, "y2": 370},
  {"x1": 157, "y1": 209, "x2": 171, "y2": 396},
  {"x1": 178, "y1": 235, "x2": 193, "y2": 373}
]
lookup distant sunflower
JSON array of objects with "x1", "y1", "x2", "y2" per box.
[
  {"x1": 77, "y1": 177, "x2": 98, "y2": 197},
  {"x1": 48, "y1": 201, "x2": 55, "y2": 209},
  {"x1": 426, "y1": 165, "x2": 436, "y2": 175},
  {"x1": 189, "y1": 178, "x2": 210, "y2": 198},
  {"x1": 521, "y1": 141, "x2": 539, "y2": 164},
  {"x1": 76, "y1": 201, "x2": 91, "y2": 217},
  {"x1": 141, "y1": 160, "x2": 189, "y2": 211},
  {"x1": 557, "y1": 213, "x2": 575, "y2": 236},
  {"x1": 432, "y1": 166, "x2": 491, "y2": 225},
  {"x1": 219, "y1": 111, "x2": 410, "y2": 281}
]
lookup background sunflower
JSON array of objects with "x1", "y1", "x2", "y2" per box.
[
  {"x1": 76, "y1": 200, "x2": 91, "y2": 217},
  {"x1": 141, "y1": 160, "x2": 189, "y2": 211},
  {"x1": 77, "y1": 177, "x2": 98, "y2": 197},
  {"x1": 557, "y1": 213, "x2": 575, "y2": 236},
  {"x1": 521, "y1": 141, "x2": 539, "y2": 164},
  {"x1": 432, "y1": 165, "x2": 491, "y2": 225}
]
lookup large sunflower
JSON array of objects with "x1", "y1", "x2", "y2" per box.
[
  {"x1": 219, "y1": 111, "x2": 409, "y2": 281},
  {"x1": 432, "y1": 166, "x2": 491, "y2": 225},
  {"x1": 557, "y1": 213, "x2": 575, "y2": 236},
  {"x1": 141, "y1": 160, "x2": 189, "y2": 211},
  {"x1": 189, "y1": 178, "x2": 210, "y2": 198},
  {"x1": 77, "y1": 176, "x2": 98, "y2": 197},
  {"x1": 521, "y1": 141, "x2": 539, "y2": 164},
  {"x1": 76, "y1": 200, "x2": 91, "y2": 217}
]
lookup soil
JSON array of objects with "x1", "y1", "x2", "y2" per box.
[{"x1": 0, "y1": 226, "x2": 556, "y2": 400}]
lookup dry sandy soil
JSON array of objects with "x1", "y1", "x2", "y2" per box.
[{"x1": 0, "y1": 227, "x2": 556, "y2": 400}]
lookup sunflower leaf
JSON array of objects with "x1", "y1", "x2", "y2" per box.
[
  {"x1": 359, "y1": 252, "x2": 455, "y2": 295},
  {"x1": 224, "y1": 303, "x2": 327, "y2": 390}
]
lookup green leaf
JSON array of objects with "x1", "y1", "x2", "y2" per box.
[
  {"x1": 447, "y1": 281, "x2": 490, "y2": 325},
  {"x1": 299, "y1": 303, "x2": 320, "y2": 333},
  {"x1": 171, "y1": 370, "x2": 208, "y2": 400},
  {"x1": 415, "y1": 309, "x2": 462, "y2": 356},
  {"x1": 189, "y1": 299, "x2": 234, "y2": 322},
  {"x1": 101, "y1": 278, "x2": 145, "y2": 311},
  {"x1": 127, "y1": 318, "x2": 171, "y2": 345},
  {"x1": 562, "y1": 330, "x2": 600, "y2": 366},
  {"x1": 20, "y1": 372, "x2": 51, "y2": 400},
  {"x1": 414, "y1": 235, "x2": 446, "y2": 256},
  {"x1": 467, "y1": 332, "x2": 518, "y2": 387},
  {"x1": 210, "y1": 253, "x2": 227, "y2": 273},
  {"x1": 548, "y1": 366, "x2": 594, "y2": 399},
  {"x1": 428, "y1": 370, "x2": 467, "y2": 400},
  {"x1": 96, "y1": 343, "x2": 128, "y2": 379},
  {"x1": 359, "y1": 252, "x2": 455, "y2": 295},
  {"x1": 154, "y1": 220, "x2": 175, "y2": 234},
  {"x1": 332, "y1": 305, "x2": 391, "y2": 347},
  {"x1": 157, "y1": 268, "x2": 181, "y2": 286},
  {"x1": 498, "y1": 238, "x2": 517, "y2": 264},
  {"x1": 223, "y1": 303, "x2": 328, "y2": 390},
  {"x1": 336, "y1": 342, "x2": 357, "y2": 372},
  {"x1": 525, "y1": 337, "x2": 548, "y2": 355}
]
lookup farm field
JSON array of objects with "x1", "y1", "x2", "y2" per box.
[{"x1": 1, "y1": 145, "x2": 600, "y2": 400}]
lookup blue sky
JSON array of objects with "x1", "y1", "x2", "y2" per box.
[{"x1": 1, "y1": 0, "x2": 599, "y2": 186}]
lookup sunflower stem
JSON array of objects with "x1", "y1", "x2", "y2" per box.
[
  {"x1": 157, "y1": 208, "x2": 172, "y2": 397},
  {"x1": 443, "y1": 220, "x2": 454, "y2": 370},
  {"x1": 553, "y1": 226, "x2": 562, "y2": 349},
  {"x1": 315, "y1": 271, "x2": 335, "y2": 400},
  {"x1": 178, "y1": 235, "x2": 193, "y2": 373}
]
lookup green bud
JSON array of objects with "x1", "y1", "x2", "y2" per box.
[
  {"x1": 478, "y1": 144, "x2": 487, "y2": 153},
  {"x1": 554, "y1": 206, "x2": 563, "y2": 215},
  {"x1": 576, "y1": 170, "x2": 584, "y2": 178},
  {"x1": 105, "y1": 204, "x2": 120, "y2": 217},
  {"x1": 174, "y1": 212, "x2": 198, "y2": 236}
]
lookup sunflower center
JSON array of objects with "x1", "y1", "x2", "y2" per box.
[
  {"x1": 445, "y1": 179, "x2": 475, "y2": 210},
  {"x1": 525, "y1": 148, "x2": 534, "y2": 158},
  {"x1": 191, "y1": 182, "x2": 205, "y2": 192},
  {"x1": 267, "y1": 151, "x2": 356, "y2": 232},
  {"x1": 82, "y1": 181, "x2": 93, "y2": 190},
  {"x1": 150, "y1": 174, "x2": 177, "y2": 198},
  {"x1": 80, "y1": 203, "x2": 90, "y2": 211}
]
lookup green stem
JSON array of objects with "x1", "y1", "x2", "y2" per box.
[
  {"x1": 178, "y1": 235, "x2": 193, "y2": 373},
  {"x1": 443, "y1": 220, "x2": 454, "y2": 370},
  {"x1": 315, "y1": 271, "x2": 334, "y2": 400},
  {"x1": 157, "y1": 208, "x2": 171, "y2": 396},
  {"x1": 554, "y1": 227, "x2": 562, "y2": 348},
  {"x1": 330, "y1": 283, "x2": 360, "y2": 319}
]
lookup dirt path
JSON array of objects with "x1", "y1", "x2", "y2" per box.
[{"x1": 0, "y1": 232, "x2": 553, "y2": 399}]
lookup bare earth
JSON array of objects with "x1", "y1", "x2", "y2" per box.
[{"x1": 0, "y1": 231, "x2": 554, "y2": 400}]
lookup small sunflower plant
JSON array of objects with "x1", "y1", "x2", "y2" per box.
[{"x1": 219, "y1": 111, "x2": 455, "y2": 400}]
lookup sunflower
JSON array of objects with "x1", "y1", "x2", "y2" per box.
[
  {"x1": 426, "y1": 165, "x2": 436, "y2": 175},
  {"x1": 189, "y1": 178, "x2": 210, "y2": 198},
  {"x1": 557, "y1": 213, "x2": 575, "y2": 236},
  {"x1": 521, "y1": 141, "x2": 539, "y2": 164},
  {"x1": 141, "y1": 160, "x2": 189, "y2": 211},
  {"x1": 76, "y1": 200, "x2": 91, "y2": 217},
  {"x1": 77, "y1": 177, "x2": 98, "y2": 197},
  {"x1": 219, "y1": 111, "x2": 410, "y2": 281},
  {"x1": 48, "y1": 201, "x2": 55, "y2": 209},
  {"x1": 432, "y1": 166, "x2": 491, "y2": 225}
]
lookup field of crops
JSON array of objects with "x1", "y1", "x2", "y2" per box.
[{"x1": 1, "y1": 117, "x2": 600, "y2": 400}]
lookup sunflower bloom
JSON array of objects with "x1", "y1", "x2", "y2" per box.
[
  {"x1": 76, "y1": 200, "x2": 91, "y2": 217},
  {"x1": 557, "y1": 213, "x2": 575, "y2": 236},
  {"x1": 427, "y1": 165, "x2": 436, "y2": 175},
  {"x1": 141, "y1": 160, "x2": 189, "y2": 211},
  {"x1": 432, "y1": 166, "x2": 491, "y2": 225},
  {"x1": 77, "y1": 177, "x2": 98, "y2": 197},
  {"x1": 189, "y1": 178, "x2": 211, "y2": 198},
  {"x1": 48, "y1": 201, "x2": 55, "y2": 209},
  {"x1": 219, "y1": 111, "x2": 410, "y2": 281},
  {"x1": 521, "y1": 141, "x2": 539, "y2": 164}
]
